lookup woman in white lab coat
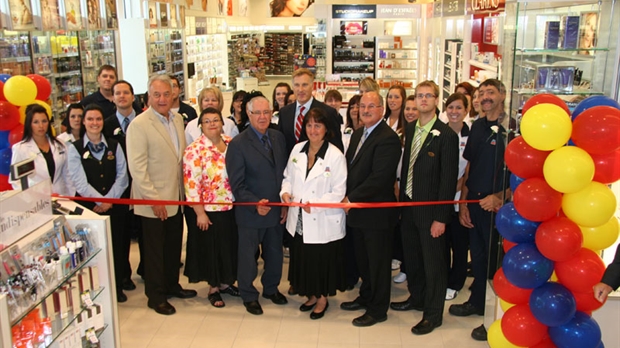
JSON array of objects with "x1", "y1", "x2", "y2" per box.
[
  {"x1": 10, "y1": 104, "x2": 70, "y2": 195},
  {"x1": 280, "y1": 108, "x2": 347, "y2": 320}
]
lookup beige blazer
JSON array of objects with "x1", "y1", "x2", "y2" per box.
[{"x1": 126, "y1": 107, "x2": 186, "y2": 218}]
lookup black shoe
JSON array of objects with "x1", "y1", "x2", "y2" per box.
[
  {"x1": 117, "y1": 290, "x2": 127, "y2": 303},
  {"x1": 299, "y1": 301, "x2": 317, "y2": 312},
  {"x1": 449, "y1": 302, "x2": 484, "y2": 317},
  {"x1": 244, "y1": 300, "x2": 263, "y2": 315},
  {"x1": 352, "y1": 313, "x2": 387, "y2": 327},
  {"x1": 219, "y1": 285, "x2": 240, "y2": 297},
  {"x1": 168, "y1": 289, "x2": 198, "y2": 299},
  {"x1": 262, "y1": 291, "x2": 288, "y2": 305},
  {"x1": 288, "y1": 286, "x2": 298, "y2": 296},
  {"x1": 310, "y1": 301, "x2": 329, "y2": 320},
  {"x1": 411, "y1": 319, "x2": 441, "y2": 335},
  {"x1": 471, "y1": 324, "x2": 488, "y2": 341},
  {"x1": 340, "y1": 301, "x2": 366, "y2": 311},
  {"x1": 122, "y1": 278, "x2": 136, "y2": 291},
  {"x1": 390, "y1": 300, "x2": 423, "y2": 311},
  {"x1": 148, "y1": 301, "x2": 176, "y2": 315}
]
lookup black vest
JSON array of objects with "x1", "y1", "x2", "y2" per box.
[{"x1": 72, "y1": 138, "x2": 119, "y2": 211}]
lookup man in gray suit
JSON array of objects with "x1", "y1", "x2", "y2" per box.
[{"x1": 226, "y1": 94, "x2": 289, "y2": 315}]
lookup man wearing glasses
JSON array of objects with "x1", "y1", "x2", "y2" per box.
[
  {"x1": 226, "y1": 94, "x2": 289, "y2": 315},
  {"x1": 340, "y1": 91, "x2": 401, "y2": 327},
  {"x1": 390, "y1": 80, "x2": 459, "y2": 335}
]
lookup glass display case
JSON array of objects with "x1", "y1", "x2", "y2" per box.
[
  {"x1": 78, "y1": 30, "x2": 116, "y2": 96},
  {"x1": 441, "y1": 38, "x2": 463, "y2": 104},
  {"x1": 0, "y1": 31, "x2": 33, "y2": 76},
  {"x1": 375, "y1": 35, "x2": 419, "y2": 97},
  {"x1": 332, "y1": 34, "x2": 375, "y2": 82}
]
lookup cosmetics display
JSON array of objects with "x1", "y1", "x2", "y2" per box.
[
  {"x1": 375, "y1": 36, "x2": 419, "y2": 96},
  {"x1": 264, "y1": 33, "x2": 302, "y2": 76},
  {"x1": 332, "y1": 34, "x2": 375, "y2": 81}
]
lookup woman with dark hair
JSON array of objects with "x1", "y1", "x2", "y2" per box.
[
  {"x1": 270, "y1": 0, "x2": 314, "y2": 17},
  {"x1": 10, "y1": 104, "x2": 70, "y2": 194},
  {"x1": 280, "y1": 107, "x2": 347, "y2": 320},
  {"x1": 342, "y1": 95, "x2": 361, "y2": 152},
  {"x1": 455, "y1": 81, "x2": 475, "y2": 120},
  {"x1": 58, "y1": 103, "x2": 84, "y2": 143},
  {"x1": 471, "y1": 88, "x2": 483, "y2": 119},
  {"x1": 229, "y1": 90, "x2": 247, "y2": 127},
  {"x1": 384, "y1": 85, "x2": 407, "y2": 138},
  {"x1": 285, "y1": 90, "x2": 296, "y2": 105},
  {"x1": 66, "y1": 103, "x2": 129, "y2": 302},
  {"x1": 272, "y1": 82, "x2": 292, "y2": 113},
  {"x1": 403, "y1": 95, "x2": 419, "y2": 124}
]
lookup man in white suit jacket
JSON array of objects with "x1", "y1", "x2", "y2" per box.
[{"x1": 126, "y1": 75, "x2": 196, "y2": 315}]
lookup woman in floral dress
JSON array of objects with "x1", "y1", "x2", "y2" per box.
[{"x1": 183, "y1": 107, "x2": 239, "y2": 308}]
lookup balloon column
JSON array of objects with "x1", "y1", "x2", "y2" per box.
[
  {"x1": 0, "y1": 74, "x2": 53, "y2": 191},
  {"x1": 490, "y1": 94, "x2": 620, "y2": 348}
]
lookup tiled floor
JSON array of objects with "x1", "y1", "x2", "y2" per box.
[{"x1": 118, "y1": 240, "x2": 488, "y2": 348}]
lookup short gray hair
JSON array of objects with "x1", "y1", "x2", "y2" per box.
[
  {"x1": 362, "y1": 91, "x2": 383, "y2": 107},
  {"x1": 148, "y1": 74, "x2": 173, "y2": 91},
  {"x1": 246, "y1": 96, "x2": 271, "y2": 114}
]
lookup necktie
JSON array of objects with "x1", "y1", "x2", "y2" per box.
[
  {"x1": 295, "y1": 106, "x2": 305, "y2": 141},
  {"x1": 261, "y1": 134, "x2": 274, "y2": 161},
  {"x1": 353, "y1": 128, "x2": 368, "y2": 161},
  {"x1": 122, "y1": 117, "x2": 130, "y2": 133},
  {"x1": 405, "y1": 127, "x2": 424, "y2": 199},
  {"x1": 88, "y1": 142, "x2": 106, "y2": 154}
]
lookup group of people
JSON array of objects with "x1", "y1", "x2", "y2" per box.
[{"x1": 9, "y1": 64, "x2": 619, "y2": 342}]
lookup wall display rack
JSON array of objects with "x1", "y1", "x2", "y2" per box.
[
  {"x1": 441, "y1": 38, "x2": 463, "y2": 105},
  {"x1": 332, "y1": 34, "x2": 375, "y2": 82},
  {"x1": 375, "y1": 35, "x2": 419, "y2": 96}
]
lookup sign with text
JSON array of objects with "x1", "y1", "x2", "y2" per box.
[
  {"x1": 442, "y1": 0, "x2": 466, "y2": 16},
  {"x1": 467, "y1": 0, "x2": 505, "y2": 14},
  {"x1": 332, "y1": 5, "x2": 377, "y2": 19},
  {"x1": 376, "y1": 5, "x2": 421, "y2": 19}
]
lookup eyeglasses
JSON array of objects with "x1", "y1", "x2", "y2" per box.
[
  {"x1": 250, "y1": 110, "x2": 272, "y2": 116},
  {"x1": 359, "y1": 104, "x2": 380, "y2": 111},
  {"x1": 201, "y1": 118, "x2": 221, "y2": 125},
  {"x1": 416, "y1": 93, "x2": 436, "y2": 99}
]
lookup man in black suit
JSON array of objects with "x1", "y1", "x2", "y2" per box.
[
  {"x1": 226, "y1": 95, "x2": 289, "y2": 315},
  {"x1": 170, "y1": 75, "x2": 197, "y2": 128},
  {"x1": 594, "y1": 244, "x2": 620, "y2": 303},
  {"x1": 278, "y1": 68, "x2": 343, "y2": 154},
  {"x1": 340, "y1": 91, "x2": 401, "y2": 327},
  {"x1": 80, "y1": 65, "x2": 143, "y2": 116},
  {"x1": 390, "y1": 81, "x2": 459, "y2": 335}
]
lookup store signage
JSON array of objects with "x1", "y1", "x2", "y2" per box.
[
  {"x1": 442, "y1": 0, "x2": 466, "y2": 16},
  {"x1": 467, "y1": 0, "x2": 505, "y2": 14},
  {"x1": 376, "y1": 5, "x2": 421, "y2": 19},
  {"x1": 0, "y1": 181, "x2": 53, "y2": 248},
  {"x1": 332, "y1": 5, "x2": 377, "y2": 19},
  {"x1": 433, "y1": 1, "x2": 442, "y2": 17}
]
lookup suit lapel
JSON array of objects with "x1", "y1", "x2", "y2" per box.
[
  {"x1": 350, "y1": 123, "x2": 382, "y2": 167},
  {"x1": 249, "y1": 131, "x2": 274, "y2": 165},
  {"x1": 306, "y1": 157, "x2": 325, "y2": 182},
  {"x1": 147, "y1": 109, "x2": 178, "y2": 158}
]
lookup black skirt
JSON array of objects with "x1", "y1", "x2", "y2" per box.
[
  {"x1": 288, "y1": 232, "x2": 347, "y2": 298},
  {"x1": 184, "y1": 209, "x2": 238, "y2": 286}
]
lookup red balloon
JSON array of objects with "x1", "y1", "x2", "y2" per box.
[
  {"x1": 513, "y1": 178, "x2": 562, "y2": 222},
  {"x1": 505, "y1": 136, "x2": 551, "y2": 178},
  {"x1": 0, "y1": 174, "x2": 11, "y2": 192},
  {"x1": 590, "y1": 149, "x2": 620, "y2": 184},
  {"x1": 572, "y1": 289, "x2": 605, "y2": 312},
  {"x1": 0, "y1": 101, "x2": 20, "y2": 131},
  {"x1": 522, "y1": 94, "x2": 571, "y2": 117},
  {"x1": 501, "y1": 304, "x2": 548, "y2": 347},
  {"x1": 535, "y1": 217, "x2": 583, "y2": 262},
  {"x1": 530, "y1": 334, "x2": 557, "y2": 348},
  {"x1": 555, "y1": 248, "x2": 605, "y2": 293},
  {"x1": 8, "y1": 124, "x2": 24, "y2": 146},
  {"x1": 493, "y1": 268, "x2": 533, "y2": 304},
  {"x1": 26, "y1": 74, "x2": 52, "y2": 101},
  {"x1": 0, "y1": 81, "x2": 5, "y2": 101},
  {"x1": 503, "y1": 239, "x2": 517, "y2": 253},
  {"x1": 571, "y1": 106, "x2": 620, "y2": 154}
]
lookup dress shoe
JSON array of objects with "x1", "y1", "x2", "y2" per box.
[
  {"x1": 310, "y1": 301, "x2": 329, "y2": 320},
  {"x1": 168, "y1": 289, "x2": 198, "y2": 299},
  {"x1": 262, "y1": 291, "x2": 288, "y2": 305},
  {"x1": 393, "y1": 272, "x2": 407, "y2": 283},
  {"x1": 411, "y1": 319, "x2": 441, "y2": 335},
  {"x1": 299, "y1": 301, "x2": 316, "y2": 312},
  {"x1": 122, "y1": 278, "x2": 136, "y2": 291},
  {"x1": 340, "y1": 301, "x2": 366, "y2": 311},
  {"x1": 219, "y1": 285, "x2": 240, "y2": 297},
  {"x1": 471, "y1": 324, "x2": 488, "y2": 341},
  {"x1": 117, "y1": 290, "x2": 127, "y2": 303},
  {"x1": 390, "y1": 300, "x2": 423, "y2": 311},
  {"x1": 148, "y1": 301, "x2": 176, "y2": 315},
  {"x1": 449, "y1": 302, "x2": 484, "y2": 317},
  {"x1": 288, "y1": 286, "x2": 298, "y2": 296},
  {"x1": 352, "y1": 313, "x2": 387, "y2": 327},
  {"x1": 244, "y1": 301, "x2": 263, "y2": 315}
]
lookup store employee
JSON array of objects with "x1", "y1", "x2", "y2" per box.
[{"x1": 80, "y1": 65, "x2": 143, "y2": 117}]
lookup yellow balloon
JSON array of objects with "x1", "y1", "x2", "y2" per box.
[
  {"x1": 488, "y1": 320, "x2": 524, "y2": 348},
  {"x1": 19, "y1": 100, "x2": 53, "y2": 124},
  {"x1": 3, "y1": 75, "x2": 37, "y2": 106},
  {"x1": 521, "y1": 103, "x2": 572, "y2": 151},
  {"x1": 580, "y1": 216, "x2": 620, "y2": 251},
  {"x1": 562, "y1": 182, "x2": 617, "y2": 227},
  {"x1": 500, "y1": 299, "x2": 515, "y2": 312},
  {"x1": 543, "y1": 146, "x2": 594, "y2": 193}
]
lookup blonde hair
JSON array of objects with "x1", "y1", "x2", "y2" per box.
[
  {"x1": 358, "y1": 77, "x2": 380, "y2": 94},
  {"x1": 198, "y1": 87, "x2": 224, "y2": 112}
]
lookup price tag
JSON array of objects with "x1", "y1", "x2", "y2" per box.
[
  {"x1": 86, "y1": 328, "x2": 99, "y2": 344},
  {"x1": 81, "y1": 290, "x2": 94, "y2": 308}
]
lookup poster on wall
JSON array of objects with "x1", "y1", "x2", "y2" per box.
[
  {"x1": 87, "y1": 0, "x2": 102, "y2": 29},
  {"x1": 104, "y1": 0, "x2": 117, "y2": 28},
  {"x1": 217, "y1": 0, "x2": 224, "y2": 15},
  {"x1": 148, "y1": 2, "x2": 157, "y2": 27},
  {"x1": 179, "y1": 5, "x2": 185, "y2": 28},
  {"x1": 270, "y1": 0, "x2": 315, "y2": 17},
  {"x1": 238, "y1": 0, "x2": 247, "y2": 16},
  {"x1": 159, "y1": 3, "x2": 168, "y2": 27},
  {"x1": 227, "y1": 0, "x2": 232, "y2": 15},
  {"x1": 64, "y1": 0, "x2": 83, "y2": 30},
  {"x1": 578, "y1": 12, "x2": 597, "y2": 55},
  {"x1": 40, "y1": 0, "x2": 61, "y2": 29},
  {"x1": 170, "y1": 4, "x2": 177, "y2": 28},
  {"x1": 8, "y1": 0, "x2": 35, "y2": 30},
  {"x1": 483, "y1": 16, "x2": 499, "y2": 45}
]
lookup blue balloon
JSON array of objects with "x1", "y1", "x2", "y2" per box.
[
  {"x1": 503, "y1": 243, "x2": 553, "y2": 289},
  {"x1": 530, "y1": 282, "x2": 576, "y2": 327},
  {"x1": 549, "y1": 311, "x2": 602, "y2": 348},
  {"x1": 596, "y1": 341, "x2": 605, "y2": 348},
  {"x1": 0, "y1": 130, "x2": 9, "y2": 150},
  {"x1": 0, "y1": 74, "x2": 10, "y2": 83},
  {"x1": 495, "y1": 202, "x2": 540, "y2": 243},
  {"x1": 0, "y1": 147, "x2": 12, "y2": 176},
  {"x1": 572, "y1": 95, "x2": 620, "y2": 120},
  {"x1": 509, "y1": 173, "x2": 525, "y2": 193}
]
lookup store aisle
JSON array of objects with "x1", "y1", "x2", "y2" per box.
[{"x1": 118, "y1": 240, "x2": 487, "y2": 348}]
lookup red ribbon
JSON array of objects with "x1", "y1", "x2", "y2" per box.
[{"x1": 53, "y1": 195, "x2": 480, "y2": 208}]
